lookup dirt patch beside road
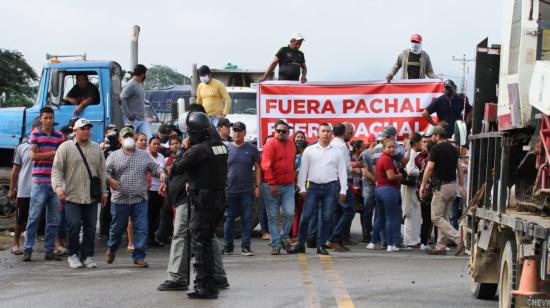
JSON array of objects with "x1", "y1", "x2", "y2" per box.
[{"x1": 0, "y1": 232, "x2": 12, "y2": 251}]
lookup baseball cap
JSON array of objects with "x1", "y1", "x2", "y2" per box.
[
  {"x1": 232, "y1": 122, "x2": 246, "y2": 131},
  {"x1": 74, "y1": 118, "x2": 93, "y2": 129},
  {"x1": 432, "y1": 125, "x2": 446, "y2": 136},
  {"x1": 274, "y1": 119, "x2": 293, "y2": 130},
  {"x1": 217, "y1": 118, "x2": 232, "y2": 128},
  {"x1": 120, "y1": 126, "x2": 134, "y2": 137},
  {"x1": 290, "y1": 33, "x2": 305, "y2": 41},
  {"x1": 381, "y1": 125, "x2": 397, "y2": 138}
]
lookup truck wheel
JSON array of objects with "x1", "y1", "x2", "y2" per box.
[
  {"x1": 471, "y1": 282, "x2": 497, "y2": 300},
  {"x1": 0, "y1": 167, "x2": 16, "y2": 231},
  {"x1": 499, "y1": 240, "x2": 517, "y2": 308},
  {"x1": 215, "y1": 197, "x2": 261, "y2": 238}
]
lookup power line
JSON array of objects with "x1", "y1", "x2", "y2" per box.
[{"x1": 452, "y1": 54, "x2": 475, "y2": 94}]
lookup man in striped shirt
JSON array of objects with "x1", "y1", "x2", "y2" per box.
[{"x1": 23, "y1": 106, "x2": 65, "y2": 262}]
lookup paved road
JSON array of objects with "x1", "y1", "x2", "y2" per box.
[{"x1": 0, "y1": 218, "x2": 497, "y2": 308}]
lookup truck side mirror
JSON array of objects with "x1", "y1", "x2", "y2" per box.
[{"x1": 50, "y1": 69, "x2": 60, "y2": 98}]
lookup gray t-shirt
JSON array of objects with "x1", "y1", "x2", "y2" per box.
[
  {"x1": 226, "y1": 142, "x2": 260, "y2": 194},
  {"x1": 13, "y1": 142, "x2": 33, "y2": 198},
  {"x1": 360, "y1": 149, "x2": 375, "y2": 187},
  {"x1": 120, "y1": 79, "x2": 145, "y2": 120}
]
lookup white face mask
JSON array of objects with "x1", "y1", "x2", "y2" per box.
[
  {"x1": 200, "y1": 76, "x2": 210, "y2": 83},
  {"x1": 122, "y1": 137, "x2": 135, "y2": 150},
  {"x1": 410, "y1": 43, "x2": 422, "y2": 55}
]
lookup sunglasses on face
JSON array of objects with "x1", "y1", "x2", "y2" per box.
[{"x1": 276, "y1": 129, "x2": 288, "y2": 134}]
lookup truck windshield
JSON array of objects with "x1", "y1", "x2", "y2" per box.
[{"x1": 229, "y1": 92, "x2": 256, "y2": 114}]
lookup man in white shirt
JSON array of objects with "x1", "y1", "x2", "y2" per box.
[{"x1": 288, "y1": 123, "x2": 347, "y2": 255}]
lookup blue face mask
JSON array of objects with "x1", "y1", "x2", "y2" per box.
[{"x1": 200, "y1": 76, "x2": 210, "y2": 83}]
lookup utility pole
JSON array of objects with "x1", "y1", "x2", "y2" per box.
[{"x1": 452, "y1": 54, "x2": 475, "y2": 94}]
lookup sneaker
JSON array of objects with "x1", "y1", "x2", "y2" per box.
[
  {"x1": 221, "y1": 247, "x2": 233, "y2": 255},
  {"x1": 420, "y1": 244, "x2": 432, "y2": 251},
  {"x1": 271, "y1": 246, "x2": 281, "y2": 255},
  {"x1": 45, "y1": 251, "x2": 62, "y2": 261},
  {"x1": 395, "y1": 243, "x2": 412, "y2": 251},
  {"x1": 68, "y1": 254, "x2": 84, "y2": 268},
  {"x1": 82, "y1": 257, "x2": 97, "y2": 268},
  {"x1": 22, "y1": 251, "x2": 32, "y2": 262},
  {"x1": 241, "y1": 247, "x2": 254, "y2": 256},
  {"x1": 366, "y1": 243, "x2": 376, "y2": 250},
  {"x1": 387, "y1": 245, "x2": 400, "y2": 252}
]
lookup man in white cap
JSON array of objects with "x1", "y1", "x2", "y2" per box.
[
  {"x1": 52, "y1": 118, "x2": 108, "y2": 268},
  {"x1": 259, "y1": 33, "x2": 308, "y2": 83},
  {"x1": 386, "y1": 33, "x2": 440, "y2": 82}
]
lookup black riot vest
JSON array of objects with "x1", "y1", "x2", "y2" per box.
[{"x1": 187, "y1": 139, "x2": 228, "y2": 192}]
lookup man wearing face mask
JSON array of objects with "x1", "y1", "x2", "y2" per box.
[
  {"x1": 105, "y1": 126, "x2": 167, "y2": 268},
  {"x1": 196, "y1": 65, "x2": 232, "y2": 128},
  {"x1": 386, "y1": 34, "x2": 440, "y2": 82},
  {"x1": 423, "y1": 79, "x2": 473, "y2": 138},
  {"x1": 170, "y1": 112, "x2": 228, "y2": 299}
]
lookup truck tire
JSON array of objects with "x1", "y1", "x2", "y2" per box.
[
  {"x1": 471, "y1": 282, "x2": 497, "y2": 300},
  {"x1": 0, "y1": 167, "x2": 16, "y2": 231},
  {"x1": 499, "y1": 240, "x2": 517, "y2": 308},
  {"x1": 215, "y1": 197, "x2": 260, "y2": 238}
]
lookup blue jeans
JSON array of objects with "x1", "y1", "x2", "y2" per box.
[
  {"x1": 24, "y1": 182, "x2": 60, "y2": 253},
  {"x1": 209, "y1": 116, "x2": 219, "y2": 128},
  {"x1": 108, "y1": 200, "x2": 148, "y2": 261},
  {"x1": 298, "y1": 181, "x2": 339, "y2": 247},
  {"x1": 124, "y1": 117, "x2": 152, "y2": 142},
  {"x1": 65, "y1": 202, "x2": 98, "y2": 259},
  {"x1": 375, "y1": 186, "x2": 402, "y2": 246},
  {"x1": 58, "y1": 207, "x2": 67, "y2": 240},
  {"x1": 259, "y1": 195, "x2": 269, "y2": 234},
  {"x1": 261, "y1": 183, "x2": 295, "y2": 247},
  {"x1": 362, "y1": 185, "x2": 376, "y2": 239},
  {"x1": 224, "y1": 192, "x2": 253, "y2": 249},
  {"x1": 329, "y1": 187, "x2": 355, "y2": 243},
  {"x1": 307, "y1": 204, "x2": 320, "y2": 241}
]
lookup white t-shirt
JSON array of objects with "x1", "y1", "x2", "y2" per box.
[{"x1": 148, "y1": 152, "x2": 166, "y2": 192}]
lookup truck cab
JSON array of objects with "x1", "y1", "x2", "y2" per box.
[{"x1": 0, "y1": 58, "x2": 125, "y2": 229}]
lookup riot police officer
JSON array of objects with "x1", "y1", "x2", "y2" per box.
[{"x1": 171, "y1": 111, "x2": 228, "y2": 299}]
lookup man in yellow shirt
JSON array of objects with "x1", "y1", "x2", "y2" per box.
[{"x1": 196, "y1": 65, "x2": 232, "y2": 127}]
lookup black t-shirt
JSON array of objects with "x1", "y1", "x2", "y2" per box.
[
  {"x1": 276, "y1": 46, "x2": 305, "y2": 81},
  {"x1": 407, "y1": 52, "x2": 421, "y2": 79},
  {"x1": 66, "y1": 83, "x2": 100, "y2": 104},
  {"x1": 429, "y1": 141, "x2": 458, "y2": 182},
  {"x1": 425, "y1": 94, "x2": 472, "y2": 138}
]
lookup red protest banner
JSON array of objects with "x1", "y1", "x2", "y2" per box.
[{"x1": 257, "y1": 80, "x2": 443, "y2": 147}]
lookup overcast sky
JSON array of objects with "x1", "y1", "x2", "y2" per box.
[{"x1": 3, "y1": 0, "x2": 502, "y2": 97}]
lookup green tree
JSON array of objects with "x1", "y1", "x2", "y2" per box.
[
  {"x1": 145, "y1": 64, "x2": 190, "y2": 90},
  {"x1": 0, "y1": 49, "x2": 38, "y2": 107}
]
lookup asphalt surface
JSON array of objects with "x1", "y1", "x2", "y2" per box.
[{"x1": 0, "y1": 217, "x2": 497, "y2": 308}]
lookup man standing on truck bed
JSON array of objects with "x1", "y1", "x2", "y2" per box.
[
  {"x1": 419, "y1": 126, "x2": 465, "y2": 256},
  {"x1": 64, "y1": 73, "x2": 100, "y2": 116},
  {"x1": 121, "y1": 64, "x2": 152, "y2": 141},
  {"x1": 386, "y1": 34, "x2": 440, "y2": 82},
  {"x1": 22, "y1": 106, "x2": 65, "y2": 262},
  {"x1": 196, "y1": 65, "x2": 232, "y2": 128},
  {"x1": 259, "y1": 33, "x2": 308, "y2": 83}
]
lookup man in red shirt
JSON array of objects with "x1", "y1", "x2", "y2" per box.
[{"x1": 261, "y1": 120, "x2": 296, "y2": 255}]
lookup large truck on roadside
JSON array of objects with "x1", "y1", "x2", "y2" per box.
[
  {"x1": 0, "y1": 26, "x2": 154, "y2": 230},
  {"x1": 466, "y1": 0, "x2": 550, "y2": 307}
]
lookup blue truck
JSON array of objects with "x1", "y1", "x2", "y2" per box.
[{"x1": 0, "y1": 58, "x2": 126, "y2": 229}]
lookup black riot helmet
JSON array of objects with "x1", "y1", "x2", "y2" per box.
[{"x1": 186, "y1": 112, "x2": 212, "y2": 142}]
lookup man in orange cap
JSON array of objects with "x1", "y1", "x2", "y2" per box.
[{"x1": 386, "y1": 34, "x2": 440, "y2": 82}]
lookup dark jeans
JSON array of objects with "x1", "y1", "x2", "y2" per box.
[
  {"x1": 65, "y1": 202, "x2": 98, "y2": 259},
  {"x1": 99, "y1": 200, "x2": 111, "y2": 237},
  {"x1": 329, "y1": 188, "x2": 355, "y2": 243},
  {"x1": 297, "y1": 181, "x2": 338, "y2": 247},
  {"x1": 224, "y1": 192, "x2": 253, "y2": 249},
  {"x1": 373, "y1": 186, "x2": 402, "y2": 246},
  {"x1": 108, "y1": 200, "x2": 148, "y2": 261},
  {"x1": 259, "y1": 195, "x2": 269, "y2": 234},
  {"x1": 57, "y1": 207, "x2": 67, "y2": 240},
  {"x1": 420, "y1": 200, "x2": 433, "y2": 246},
  {"x1": 362, "y1": 185, "x2": 375, "y2": 240},
  {"x1": 450, "y1": 197, "x2": 463, "y2": 230},
  {"x1": 155, "y1": 197, "x2": 174, "y2": 243},
  {"x1": 148, "y1": 190, "x2": 163, "y2": 242},
  {"x1": 307, "y1": 204, "x2": 319, "y2": 241}
]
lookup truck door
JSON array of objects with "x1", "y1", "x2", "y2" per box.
[{"x1": 58, "y1": 71, "x2": 105, "y2": 143}]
